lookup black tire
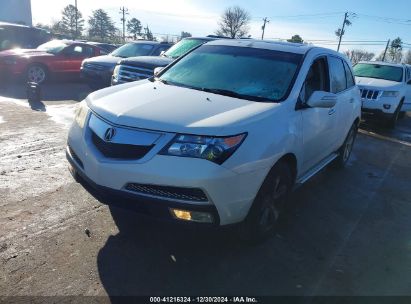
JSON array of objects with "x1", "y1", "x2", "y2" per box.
[
  {"x1": 386, "y1": 101, "x2": 403, "y2": 128},
  {"x1": 241, "y1": 161, "x2": 293, "y2": 242},
  {"x1": 26, "y1": 64, "x2": 48, "y2": 84},
  {"x1": 333, "y1": 123, "x2": 358, "y2": 169}
]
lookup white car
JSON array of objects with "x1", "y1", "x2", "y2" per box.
[
  {"x1": 354, "y1": 61, "x2": 411, "y2": 127},
  {"x1": 67, "y1": 39, "x2": 361, "y2": 239}
]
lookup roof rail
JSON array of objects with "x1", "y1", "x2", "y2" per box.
[{"x1": 206, "y1": 35, "x2": 230, "y2": 39}]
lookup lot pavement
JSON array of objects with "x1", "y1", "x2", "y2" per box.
[{"x1": 0, "y1": 83, "x2": 411, "y2": 299}]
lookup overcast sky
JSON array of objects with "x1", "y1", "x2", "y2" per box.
[{"x1": 31, "y1": 0, "x2": 411, "y2": 54}]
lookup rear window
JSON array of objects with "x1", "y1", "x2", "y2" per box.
[
  {"x1": 353, "y1": 63, "x2": 403, "y2": 82},
  {"x1": 111, "y1": 43, "x2": 154, "y2": 58},
  {"x1": 0, "y1": 26, "x2": 50, "y2": 51}
]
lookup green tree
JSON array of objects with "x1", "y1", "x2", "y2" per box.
[
  {"x1": 287, "y1": 34, "x2": 303, "y2": 43},
  {"x1": 215, "y1": 6, "x2": 251, "y2": 38},
  {"x1": 60, "y1": 4, "x2": 84, "y2": 39},
  {"x1": 127, "y1": 18, "x2": 142, "y2": 40},
  {"x1": 88, "y1": 9, "x2": 117, "y2": 42},
  {"x1": 389, "y1": 37, "x2": 403, "y2": 63},
  {"x1": 143, "y1": 25, "x2": 154, "y2": 41},
  {"x1": 180, "y1": 31, "x2": 192, "y2": 39}
]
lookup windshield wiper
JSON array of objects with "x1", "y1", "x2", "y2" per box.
[{"x1": 200, "y1": 87, "x2": 271, "y2": 102}]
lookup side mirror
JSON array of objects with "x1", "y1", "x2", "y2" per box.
[
  {"x1": 306, "y1": 91, "x2": 337, "y2": 108},
  {"x1": 154, "y1": 67, "x2": 164, "y2": 76}
]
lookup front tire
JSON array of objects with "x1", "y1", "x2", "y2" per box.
[
  {"x1": 386, "y1": 100, "x2": 403, "y2": 128},
  {"x1": 241, "y1": 161, "x2": 293, "y2": 242},
  {"x1": 26, "y1": 64, "x2": 48, "y2": 84}
]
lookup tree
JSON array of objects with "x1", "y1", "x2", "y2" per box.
[
  {"x1": 389, "y1": 37, "x2": 403, "y2": 63},
  {"x1": 60, "y1": 5, "x2": 84, "y2": 39},
  {"x1": 404, "y1": 50, "x2": 411, "y2": 64},
  {"x1": 215, "y1": 6, "x2": 251, "y2": 38},
  {"x1": 143, "y1": 25, "x2": 154, "y2": 41},
  {"x1": 287, "y1": 34, "x2": 303, "y2": 43},
  {"x1": 344, "y1": 49, "x2": 375, "y2": 64},
  {"x1": 88, "y1": 9, "x2": 117, "y2": 42},
  {"x1": 180, "y1": 31, "x2": 192, "y2": 39},
  {"x1": 127, "y1": 18, "x2": 142, "y2": 40}
]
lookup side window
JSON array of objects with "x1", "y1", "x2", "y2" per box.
[
  {"x1": 343, "y1": 61, "x2": 355, "y2": 88},
  {"x1": 73, "y1": 46, "x2": 83, "y2": 55},
  {"x1": 328, "y1": 56, "x2": 347, "y2": 93},
  {"x1": 301, "y1": 57, "x2": 330, "y2": 102},
  {"x1": 82, "y1": 46, "x2": 94, "y2": 58}
]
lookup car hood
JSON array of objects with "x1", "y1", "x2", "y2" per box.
[
  {"x1": 86, "y1": 80, "x2": 278, "y2": 134},
  {"x1": 0, "y1": 49, "x2": 53, "y2": 58},
  {"x1": 83, "y1": 55, "x2": 122, "y2": 67},
  {"x1": 119, "y1": 56, "x2": 173, "y2": 69},
  {"x1": 356, "y1": 76, "x2": 402, "y2": 88}
]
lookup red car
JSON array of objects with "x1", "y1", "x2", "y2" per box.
[{"x1": 0, "y1": 40, "x2": 104, "y2": 83}]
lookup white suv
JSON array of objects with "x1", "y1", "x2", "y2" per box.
[
  {"x1": 67, "y1": 40, "x2": 361, "y2": 239},
  {"x1": 354, "y1": 61, "x2": 411, "y2": 127}
]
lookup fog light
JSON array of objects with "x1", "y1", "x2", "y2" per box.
[
  {"x1": 383, "y1": 104, "x2": 391, "y2": 110},
  {"x1": 170, "y1": 208, "x2": 214, "y2": 223}
]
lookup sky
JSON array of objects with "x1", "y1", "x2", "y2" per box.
[{"x1": 31, "y1": 0, "x2": 411, "y2": 55}]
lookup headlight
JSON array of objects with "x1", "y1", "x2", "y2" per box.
[
  {"x1": 382, "y1": 91, "x2": 399, "y2": 97},
  {"x1": 74, "y1": 101, "x2": 89, "y2": 128},
  {"x1": 160, "y1": 133, "x2": 246, "y2": 164},
  {"x1": 112, "y1": 65, "x2": 120, "y2": 79}
]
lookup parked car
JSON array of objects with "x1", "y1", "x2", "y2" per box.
[
  {"x1": 84, "y1": 42, "x2": 118, "y2": 55},
  {"x1": 0, "y1": 22, "x2": 51, "y2": 51},
  {"x1": 67, "y1": 39, "x2": 361, "y2": 240},
  {"x1": 354, "y1": 61, "x2": 411, "y2": 127},
  {"x1": 0, "y1": 40, "x2": 104, "y2": 83},
  {"x1": 81, "y1": 41, "x2": 172, "y2": 89},
  {"x1": 111, "y1": 36, "x2": 219, "y2": 86}
]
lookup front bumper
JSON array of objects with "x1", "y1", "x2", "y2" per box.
[
  {"x1": 66, "y1": 115, "x2": 268, "y2": 226},
  {"x1": 80, "y1": 68, "x2": 112, "y2": 87}
]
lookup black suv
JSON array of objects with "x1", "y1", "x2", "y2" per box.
[
  {"x1": 81, "y1": 41, "x2": 172, "y2": 89},
  {"x1": 111, "y1": 37, "x2": 221, "y2": 86}
]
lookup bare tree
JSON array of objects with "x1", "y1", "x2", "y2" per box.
[
  {"x1": 404, "y1": 50, "x2": 411, "y2": 64},
  {"x1": 344, "y1": 49, "x2": 375, "y2": 65},
  {"x1": 216, "y1": 6, "x2": 251, "y2": 38}
]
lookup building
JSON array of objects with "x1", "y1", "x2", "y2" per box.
[{"x1": 0, "y1": 0, "x2": 32, "y2": 26}]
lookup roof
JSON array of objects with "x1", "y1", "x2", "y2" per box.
[
  {"x1": 128, "y1": 40, "x2": 171, "y2": 45},
  {"x1": 205, "y1": 39, "x2": 338, "y2": 55},
  {"x1": 358, "y1": 61, "x2": 407, "y2": 68}
]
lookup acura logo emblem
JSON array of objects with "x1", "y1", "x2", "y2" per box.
[{"x1": 104, "y1": 128, "x2": 116, "y2": 142}]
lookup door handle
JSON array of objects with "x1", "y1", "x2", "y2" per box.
[{"x1": 328, "y1": 108, "x2": 336, "y2": 115}]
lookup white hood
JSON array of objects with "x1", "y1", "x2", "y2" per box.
[
  {"x1": 86, "y1": 80, "x2": 278, "y2": 134},
  {"x1": 355, "y1": 76, "x2": 402, "y2": 89}
]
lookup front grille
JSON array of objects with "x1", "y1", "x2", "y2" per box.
[
  {"x1": 118, "y1": 64, "x2": 153, "y2": 83},
  {"x1": 125, "y1": 183, "x2": 208, "y2": 202},
  {"x1": 92, "y1": 132, "x2": 153, "y2": 159},
  {"x1": 360, "y1": 89, "x2": 380, "y2": 100},
  {"x1": 83, "y1": 63, "x2": 107, "y2": 71}
]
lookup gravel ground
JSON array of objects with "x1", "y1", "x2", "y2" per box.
[{"x1": 0, "y1": 84, "x2": 411, "y2": 299}]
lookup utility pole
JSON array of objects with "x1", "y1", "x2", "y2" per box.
[
  {"x1": 119, "y1": 6, "x2": 129, "y2": 42},
  {"x1": 261, "y1": 17, "x2": 269, "y2": 40},
  {"x1": 382, "y1": 39, "x2": 390, "y2": 62},
  {"x1": 75, "y1": 0, "x2": 78, "y2": 40},
  {"x1": 337, "y1": 12, "x2": 348, "y2": 52}
]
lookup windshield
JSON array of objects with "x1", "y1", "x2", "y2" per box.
[
  {"x1": 159, "y1": 45, "x2": 302, "y2": 102},
  {"x1": 37, "y1": 40, "x2": 67, "y2": 54},
  {"x1": 353, "y1": 63, "x2": 403, "y2": 82},
  {"x1": 163, "y1": 38, "x2": 206, "y2": 59},
  {"x1": 111, "y1": 43, "x2": 154, "y2": 58}
]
